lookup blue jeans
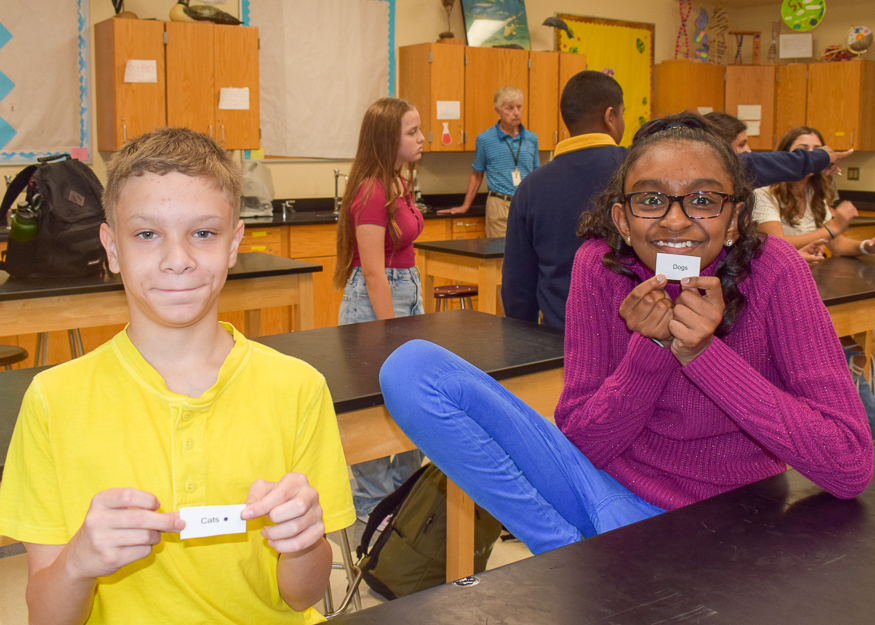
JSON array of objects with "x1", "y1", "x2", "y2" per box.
[
  {"x1": 338, "y1": 266, "x2": 424, "y2": 324},
  {"x1": 339, "y1": 267, "x2": 425, "y2": 519},
  {"x1": 380, "y1": 340, "x2": 665, "y2": 555}
]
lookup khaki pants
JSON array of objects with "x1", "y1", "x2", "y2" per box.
[{"x1": 485, "y1": 194, "x2": 511, "y2": 238}]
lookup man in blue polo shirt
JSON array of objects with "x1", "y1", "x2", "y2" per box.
[{"x1": 438, "y1": 86, "x2": 539, "y2": 237}]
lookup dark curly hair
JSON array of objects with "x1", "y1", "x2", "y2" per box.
[{"x1": 577, "y1": 112, "x2": 764, "y2": 336}]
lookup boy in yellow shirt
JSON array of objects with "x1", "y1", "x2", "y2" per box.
[{"x1": 0, "y1": 128, "x2": 355, "y2": 624}]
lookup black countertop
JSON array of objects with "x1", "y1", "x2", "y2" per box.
[
  {"x1": 329, "y1": 467, "x2": 875, "y2": 624},
  {"x1": 0, "y1": 310, "x2": 563, "y2": 471},
  {"x1": 811, "y1": 255, "x2": 875, "y2": 306},
  {"x1": 241, "y1": 193, "x2": 488, "y2": 227},
  {"x1": 256, "y1": 309, "x2": 563, "y2": 413},
  {"x1": 0, "y1": 252, "x2": 321, "y2": 302},
  {"x1": 0, "y1": 194, "x2": 489, "y2": 242},
  {"x1": 414, "y1": 237, "x2": 505, "y2": 259}
]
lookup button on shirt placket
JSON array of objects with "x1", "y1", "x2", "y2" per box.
[{"x1": 174, "y1": 404, "x2": 207, "y2": 507}]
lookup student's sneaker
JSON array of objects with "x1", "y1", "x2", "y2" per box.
[{"x1": 843, "y1": 345, "x2": 875, "y2": 438}]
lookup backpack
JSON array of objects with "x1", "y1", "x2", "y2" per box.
[
  {"x1": 0, "y1": 154, "x2": 106, "y2": 278},
  {"x1": 356, "y1": 463, "x2": 503, "y2": 600}
]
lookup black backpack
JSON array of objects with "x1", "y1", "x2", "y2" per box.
[
  {"x1": 356, "y1": 463, "x2": 503, "y2": 600},
  {"x1": 0, "y1": 154, "x2": 106, "y2": 278}
]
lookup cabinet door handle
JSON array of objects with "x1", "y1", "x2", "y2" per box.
[
  {"x1": 554, "y1": 130, "x2": 558, "y2": 145},
  {"x1": 122, "y1": 123, "x2": 127, "y2": 142},
  {"x1": 209, "y1": 124, "x2": 213, "y2": 138},
  {"x1": 222, "y1": 124, "x2": 226, "y2": 142}
]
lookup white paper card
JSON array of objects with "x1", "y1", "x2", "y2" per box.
[
  {"x1": 696, "y1": 107, "x2": 714, "y2": 115},
  {"x1": 512, "y1": 169, "x2": 522, "y2": 186},
  {"x1": 218, "y1": 87, "x2": 250, "y2": 111},
  {"x1": 745, "y1": 120, "x2": 761, "y2": 137},
  {"x1": 655, "y1": 253, "x2": 701, "y2": 281},
  {"x1": 179, "y1": 504, "x2": 246, "y2": 540},
  {"x1": 780, "y1": 33, "x2": 813, "y2": 59},
  {"x1": 736, "y1": 105, "x2": 761, "y2": 121},
  {"x1": 436, "y1": 100, "x2": 461, "y2": 120},
  {"x1": 124, "y1": 60, "x2": 157, "y2": 84}
]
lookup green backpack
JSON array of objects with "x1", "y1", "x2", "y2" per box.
[{"x1": 356, "y1": 463, "x2": 503, "y2": 600}]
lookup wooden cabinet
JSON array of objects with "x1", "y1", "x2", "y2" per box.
[
  {"x1": 653, "y1": 60, "x2": 724, "y2": 117},
  {"x1": 287, "y1": 224, "x2": 341, "y2": 329},
  {"x1": 558, "y1": 53, "x2": 590, "y2": 142},
  {"x1": 528, "y1": 52, "x2": 588, "y2": 149},
  {"x1": 399, "y1": 44, "x2": 465, "y2": 153},
  {"x1": 724, "y1": 65, "x2": 775, "y2": 151},
  {"x1": 400, "y1": 46, "x2": 585, "y2": 153},
  {"x1": 775, "y1": 64, "x2": 808, "y2": 143},
  {"x1": 450, "y1": 216, "x2": 486, "y2": 239},
  {"x1": 95, "y1": 18, "x2": 259, "y2": 151},
  {"x1": 464, "y1": 46, "x2": 529, "y2": 151},
  {"x1": 807, "y1": 59, "x2": 875, "y2": 151},
  {"x1": 528, "y1": 51, "x2": 559, "y2": 151},
  {"x1": 94, "y1": 18, "x2": 166, "y2": 151}
]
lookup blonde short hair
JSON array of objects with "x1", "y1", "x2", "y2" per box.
[
  {"x1": 494, "y1": 85, "x2": 524, "y2": 109},
  {"x1": 103, "y1": 127, "x2": 242, "y2": 228}
]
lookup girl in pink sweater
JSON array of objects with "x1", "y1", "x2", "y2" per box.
[{"x1": 380, "y1": 114, "x2": 873, "y2": 554}]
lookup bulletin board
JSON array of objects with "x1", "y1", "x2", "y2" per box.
[
  {"x1": 242, "y1": 0, "x2": 395, "y2": 160},
  {"x1": 555, "y1": 14, "x2": 654, "y2": 146},
  {"x1": 0, "y1": 0, "x2": 91, "y2": 163}
]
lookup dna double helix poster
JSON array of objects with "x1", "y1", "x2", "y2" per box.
[{"x1": 0, "y1": 0, "x2": 91, "y2": 163}]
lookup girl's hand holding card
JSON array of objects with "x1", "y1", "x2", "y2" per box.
[{"x1": 668, "y1": 276, "x2": 725, "y2": 366}]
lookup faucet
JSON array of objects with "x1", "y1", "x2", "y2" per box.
[{"x1": 333, "y1": 169, "x2": 348, "y2": 214}]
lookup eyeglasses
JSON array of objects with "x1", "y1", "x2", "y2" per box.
[{"x1": 624, "y1": 192, "x2": 736, "y2": 220}]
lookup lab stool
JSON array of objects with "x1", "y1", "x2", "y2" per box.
[
  {"x1": 0, "y1": 345, "x2": 28, "y2": 370},
  {"x1": 433, "y1": 284, "x2": 478, "y2": 312},
  {"x1": 323, "y1": 527, "x2": 363, "y2": 618},
  {"x1": 34, "y1": 329, "x2": 85, "y2": 366}
]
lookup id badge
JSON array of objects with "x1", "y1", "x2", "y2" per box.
[{"x1": 512, "y1": 169, "x2": 521, "y2": 187}]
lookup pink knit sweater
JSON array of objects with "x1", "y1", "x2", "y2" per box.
[{"x1": 555, "y1": 237, "x2": 873, "y2": 511}]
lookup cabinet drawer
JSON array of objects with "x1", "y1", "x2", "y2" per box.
[
  {"x1": 242, "y1": 227, "x2": 282, "y2": 245},
  {"x1": 288, "y1": 224, "x2": 338, "y2": 258},
  {"x1": 238, "y1": 243, "x2": 282, "y2": 256},
  {"x1": 452, "y1": 217, "x2": 485, "y2": 234}
]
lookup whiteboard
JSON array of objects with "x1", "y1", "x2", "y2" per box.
[{"x1": 243, "y1": 0, "x2": 395, "y2": 159}]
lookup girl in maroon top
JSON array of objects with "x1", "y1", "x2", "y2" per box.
[
  {"x1": 335, "y1": 97, "x2": 425, "y2": 323},
  {"x1": 334, "y1": 97, "x2": 426, "y2": 521}
]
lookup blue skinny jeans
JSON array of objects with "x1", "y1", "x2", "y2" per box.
[{"x1": 380, "y1": 339, "x2": 665, "y2": 554}]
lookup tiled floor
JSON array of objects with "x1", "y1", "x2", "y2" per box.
[
  {"x1": 320, "y1": 527, "x2": 532, "y2": 617},
  {"x1": 0, "y1": 551, "x2": 27, "y2": 625}
]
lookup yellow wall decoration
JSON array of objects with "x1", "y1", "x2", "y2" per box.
[{"x1": 555, "y1": 15, "x2": 654, "y2": 146}]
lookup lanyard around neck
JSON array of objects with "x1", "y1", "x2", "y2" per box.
[{"x1": 505, "y1": 135, "x2": 522, "y2": 167}]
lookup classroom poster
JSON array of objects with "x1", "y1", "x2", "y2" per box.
[
  {"x1": 243, "y1": 0, "x2": 394, "y2": 159},
  {"x1": 555, "y1": 15, "x2": 654, "y2": 146},
  {"x1": 0, "y1": 0, "x2": 90, "y2": 163}
]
